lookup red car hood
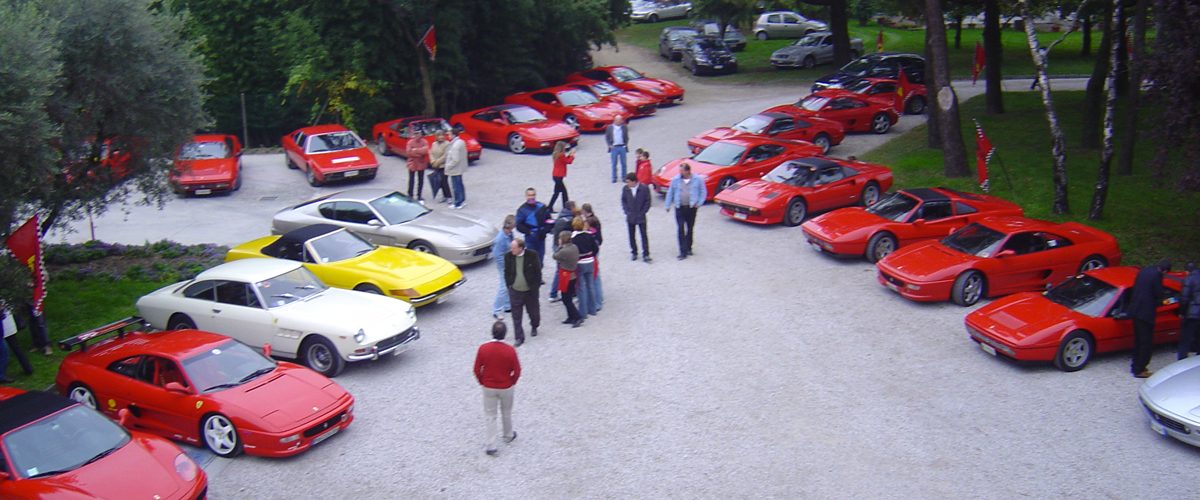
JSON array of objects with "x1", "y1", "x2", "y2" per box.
[
  {"x1": 712, "y1": 179, "x2": 792, "y2": 208},
  {"x1": 804, "y1": 207, "x2": 885, "y2": 240},
  {"x1": 518, "y1": 121, "x2": 578, "y2": 140},
  {"x1": 215, "y1": 367, "x2": 345, "y2": 430},
  {"x1": 763, "y1": 104, "x2": 815, "y2": 118},
  {"x1": 692, "y1": 127, "x2": 740, "y2": 145},
  {"x1": 574, "y1": 101, "x2": 628, "y2": 119},
  {"x1": 880, "y1": 241, "x2": 975, "y2": 281},
  {"x1": 29, "y1": 436, "x2": 189, "y2": 499},
  {"x1": 173, "y1": 158, "x2": 235, "y2": 182},
  {"x1": 309, "y1": 147, "x2": 377, "y2": 170},
  {"x1": 968, "y1": 292, "x2": 1074, "y2": 346},
  {"x1": 629, "y1": 78, "x2": 681, "y2": 96},
  {"x1": 613, "y1": 91, "x2": 657, "y2": 106},
  {"x1": 653, "y1": 158, "x2": 723, "y2": 186}
]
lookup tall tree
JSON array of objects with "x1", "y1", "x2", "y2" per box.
[
  {"x1": 1080, "y1": 0, "x2": 1112, "y2": 149},
  {"x1": 983, "y1": 0, "x2": 1004, "y2": 114},
  {"x1": 693, "y1": 0, "x2": 757, "y2": 42},
  {"x1": 802, "y1": 0, "x2": 854, "y2": 66},
  {"x1": 1089, "y1": 0, "x2": 1123, "y2": 219},
  {"x1": 924, "y1": 24, "x2": 941, "y2": 149},
  {"x1": 1143, "y1": 0, "x2": 1200, "y2": 189},
  {"x1": 925, "y1": 0, "x2": 969, "y2": 176},
  {"x1": 1115, "y1": 0, "x2": 1147, "y2": 176},
  {"x1": 1020, "y1": 0, "x2": 1070, "y2": 213}
]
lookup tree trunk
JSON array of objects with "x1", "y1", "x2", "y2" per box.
[
  {"x1": 1114, "y1": 7, "x2": 1129, "y2": 96},
  {"x1": 1116, "y1": 0, "x2": 1147, "y2": 176},
  {"x1": 954, "y1": 16, "x2": 963, "y2": 50},
  {"x1": 924, "y1": 26, "x2": 941, "y2": 149},
  {"x1": 925, "y1": 0, "x2": 969, "y2": 177},
  {"x1": 1090, "y1": 1, "x2": 1123, "y2": 220},
  {"x1": 415, "y1": 48, "x2": 436, "y2": 116},
  {"x1": 984, "y1": 0, "x2": 1004, "y2": 114},
  {"x1": 1081, "y1": 0, "x2": 1112, "y2": 149},
  {"x1": 1020, "y1": 0, "x2": 1070, "y2": 214},
  {"x1": 1081, "y1": 16, "x2": 1092, "y2": 56},
  {"x1": 829, "y1": 0, "x2": 851, "y2": 66}
]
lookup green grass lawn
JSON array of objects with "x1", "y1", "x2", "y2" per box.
[{"x1": 861, "y1": 91, "x2": 1200, "y2": 267}]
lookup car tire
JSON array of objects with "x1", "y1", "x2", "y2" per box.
[
  {"x1": 564, "y1": 115, "x2": 580, "y2": 130},
  {"x1": 756, "y1": 31, "x2": 768, "y2": 40},
  {"x1": 1054, "y1": 330, "x2": 1094, "y2": 372},
  {"x1": 286, "y1": 156, "x2": 298, "y2": 170},
  {"x1": 802, "y1": 55, "x2": 816, "y2": 69},
  {"x1": 1078, "y1": 255, "x2": 1108, "y2": 273},
  {"x1": 68, "y1": 383, "x2": 97, "y2": 409},
  {"x1": 865, "y1": 232, "x2": 898, "y2": 263},
  {"x1": 905, "y1": 95, "x2": 927, "y2": 115},
  {"x1": 376, "y1": 135, "x2": 391, "y2": 156},
  {"x1": 306, "y1": 167, "x2": 323, "y2": 187},
  {"x1": 301, "y1": 335, "x2": 345, "y2": 377},
  {"x1": 871, "y1": 113, "x2": 892, "y2": 134},
  {"x1": 813, "y1": 133, "x2": 831, "y2": 154},
  {"x1": 860, "y1": 182, "x2": 881, "y2": 207},
  {"x1": 648, "y1": 13, "x2": 658, "y2": 23},
  {"x1": 951, "y1": 270, "x2": 986, "y2": 307},
  {"x1": 507, "y1": 133, "x2": 526, "y2": 154},
  {"x1": 783, "y1": 198, "x2": 807, "y2": 227},
  {"x1": 168, "y1": 314, "x2": 196, "y2": 330},
  {"x1": 407, "y1": 239, "x2": 438, "y2": 255},
  {"x1": 354, "y1": 284, "x2": 384, "y2": 295},
  {"x1": 715, "y1": 176, "x2": 736, "y2": 194},
  {"x1": 201, "y1": 413, "x2": 243, "y2": 458},
  {"x1": 232, "y1": 172, "x2": 242, "y2": 191}
]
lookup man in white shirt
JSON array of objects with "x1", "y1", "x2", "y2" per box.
[{"x1": 604, "y1": 116, "x2": 630, "y2": 183}]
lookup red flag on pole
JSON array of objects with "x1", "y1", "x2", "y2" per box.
[
  {"x1": 972, "y1": 41, "x2": 985, "y2": 85},
  {"x1": 420, "y1": 26, "x2": 437, "y2": 61},
  {"x1": 5, "y1": 216, "x2": 47, "y2": 315},
  {"x1": 973, "y1": 120, "x2": 994, "y2": 193},
  {"x1": 876, "y1": 30, "x2": 884, "y2": 52}
]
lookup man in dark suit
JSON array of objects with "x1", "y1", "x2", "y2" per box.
[
  {"x1": 504, "y1": 238, "x2": 542, "y2": 347},
  {"x1": 620, "y1": 172, "x2": 652, "y2": 262},
  {"x1": 1131, "y1": 260, "x2": 1171, "y2": 378},
  {"x1": 605, "y1": 116, "x2": 630, "y2": 183},
  {"x1": 1178, "y1": 262, "x2": 1200, "y2": 360}
]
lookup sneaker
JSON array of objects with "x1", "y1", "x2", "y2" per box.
[
  {"x1": 493, "y1": 313, "x2": 503, "y2": 320},
  {"x1": 549, "y1": 296, "x2": 562, "y2": 303},
  {"x1": 643, "y1": 255, "x2": 653, "y2": 263},
  {"x1": 531, "y1": 328, "x2": 538, "y2": 337},
  {"x1": 486, "y1": 448, "x2": 498, "y2": 456},
  {"x1": 504, "y1": 431, "x2": 518, "y2": 444}
]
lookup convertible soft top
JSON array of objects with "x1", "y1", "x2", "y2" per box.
[{"x1": 262, "y1": 224, "x2": 342, "y2": 260}]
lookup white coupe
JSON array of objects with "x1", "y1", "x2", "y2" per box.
[{"x1": 136, "y1": 258, "x2": 419, "y2": 377}]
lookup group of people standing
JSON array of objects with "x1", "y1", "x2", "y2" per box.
[{"x1": 401, "y1": 126, "x2": 469, "y2": 209}]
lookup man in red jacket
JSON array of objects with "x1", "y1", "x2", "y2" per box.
[{"x1": 475, "y1": 321, "x2": 522, "y2": 456}]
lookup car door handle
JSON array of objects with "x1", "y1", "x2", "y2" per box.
[{"x1": 212, "y1": 308, "x2": 222, "y2": 314}]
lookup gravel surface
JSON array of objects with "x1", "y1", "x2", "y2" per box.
[{"x1": 52, "y1": 44, "x2": 1193, "y2": 499}]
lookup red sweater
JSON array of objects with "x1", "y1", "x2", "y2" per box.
[
  {"x1": 635, "y1": 158, "x2": 652, "y2": 185},
  {"x1": 552, "y1": 153, "x2": 574, "y2": 178},
  {"x1": 474, "y1": 341, "x2": 521, "y2": 389}
]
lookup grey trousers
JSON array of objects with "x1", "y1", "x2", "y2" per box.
[{"x1": 483, "y1": 386, "x2": 515, "y2": 450}]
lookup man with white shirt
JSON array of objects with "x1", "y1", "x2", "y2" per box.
[
  {"x1": 664, "y1": 164, "x2": 706, "y2": 260},
  {"x1": 604, "y1": 116, "x2": 630, "y2": 183}
]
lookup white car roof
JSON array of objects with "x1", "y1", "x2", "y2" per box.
[{"x1": 195, "y1": 258, "x2": 303, "y2": 283}]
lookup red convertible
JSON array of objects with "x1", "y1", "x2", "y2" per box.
[
  {"x1": 169, "y1": 134, "x2": 242, "y2": 196},
  {"x1": 449, "y1": 104, "x2": 579, "y2": 154},
  {"x1": 844, "y1": 77, "x2": 928, "y2": 115},
  {"x1": 0, "y1": 387, "x2": 207, "y2": 499},
  {"x1": 713, "y1": 156, "x2": 892, "y2": 226},
  {"x1": 876, "y1": 216, "x2": 1123, "y2": 306},
  {"x1": 566, "y1": 65, "x2": 685, "y2": 106},
  {"x1": 505, "y1": 85, "x2": 630, "y2": 132},
  {"x1": 565, "y1": 79, "x2": 658, "y2": 117},
  {"x1": 687, "y1": 112, "x2": 845, "y2": 155},
  {"x1": 55, "y1": 318, "x2": 355, "y2": 458},
  {"x1": 371, "y1": 116, "x2": 482, "y2": 162},
  {"x1": 764, "y1": 89, "x2": 899, "y2": 134},
  {"x1": 282, "y1": 124, "x2": 379, "y2": 187},
  {"x1": 801, "y1": 187, "x2": 1024, "y2": 262},
  {"x1": 965, "y1": 266, "x2": 1183, "y2": 371},
  {"x1": 652, "y1": 137, "x2": 823, "y2": 200}
]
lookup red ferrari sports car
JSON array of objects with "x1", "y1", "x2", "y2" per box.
[
  {"x1": 713, "y1": 156, "x2": 892, "y2": 226},
  {"x1": 565, "y1": 79, "x2": 658, "y2": 117},
  {"x1": 764, "y1": 89, "x2": 900, "y2": 134},
  {"x1": 371, "y1": 116, "x2": 482, "y2": 162},
  {"x1": 965, "y1": 266, "x2": 1183, "y2": 371},
  {"x1": 687, "y1": 112, "x2": 845, "y2": 155},
  {"x1": 844, "y1": 77, "x2": 928, "y2": 115},
  {"x1": 504, "y1": 85, "x2": 631, "y2": 132},
  {"x1": 63, "y1": 137, "x2": 137, "y2": 185},
  {"x1": 566, "y1": 65, "x2": 685, "y2": 106},
  {"x1": 876, "y1": 216, "x2": 1123, "y2": 306},
  {"x1": 55, "y1": 318, "x2": 355, "y2": 458},
  {"x1": 651, "y1": 137, "x2": 824, "y2": 200},
  {"x1": 801, "y1": 187, "x2": 1024, "y2": 262},
  {"x1": 282, "y1": 124, "x2": 378, "y2": 187},
  {"x1": 0, "y1": 387, "x2": 207, "y2": 499},
  {"x1": 449, "y1": 104, "x2": 580, "y2": 154},
  {"x1": 169, "y1": 134, "x2": 242, "y2": 196}
]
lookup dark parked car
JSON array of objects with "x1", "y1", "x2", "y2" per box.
[
  {"x1": 690, "y1": 20, "x2": 747, "y2": 51},
  {"x1": 811, "y1": 53, "x2": 925, "y2": 92},
  {"x1": 658, "y1": 26, "x2": 699, "y2": 61},
  {"x1": 681, "y1": 35, "x2": 738, "y2": 76}
]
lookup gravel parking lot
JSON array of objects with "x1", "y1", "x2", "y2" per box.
[{"x1": 52, "y1": 46, "x2": 1196, "y2": 498}]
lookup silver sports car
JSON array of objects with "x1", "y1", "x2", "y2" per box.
[
  {"x1": 1138, "y1": 355, "x2": 1200, "y2": 448},
  {"x1": 272, "y1": 189, "x2": 498, "y2": 265}
]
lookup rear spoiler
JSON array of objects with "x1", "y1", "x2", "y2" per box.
[{"x1": 58, "y1": 317, "x2": 150, "y2": 353}]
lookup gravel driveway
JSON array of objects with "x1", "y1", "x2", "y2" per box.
[{"x1": 52, "y1": 45, "x2": 1193, "y2": 499}]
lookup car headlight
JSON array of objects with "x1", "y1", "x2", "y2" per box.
[
  {"x1": 648, "y1": 88, "x2": 663, "y2": 95},
  {"x1": 354, "y1": 329, "x2": 366, "y2": 343},
  {"x1": 729, "y1": 56, "x2": 737, "y2": 63},
  {"x1": 279, "y1": 433, "x2": 301, "y2": 444},
  {"x1": 174, "y1": 453, "x2": 198, "y2": 481},
  {"x1": 581, "y1": 109, "x2": 598, "y2": 119}
]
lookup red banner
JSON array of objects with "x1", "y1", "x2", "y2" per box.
[
  {"x1": 973, "y1": 120, "x2": 994, "y2": 193},
  {"x1": 6, "y1": 217, "x2": 47, "y2": 315},
  {"x1": 972, "y1": 41, "x2": 985, "y2": 85},
  {"x1": 876, "y1": 30, "x2": 884, "y2": 52},
  {"x1": 420, "y1": 26, "x2": 437, "y2": 61}
]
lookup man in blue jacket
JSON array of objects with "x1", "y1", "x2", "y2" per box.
[
  {"x1": 664, "y1": 164, "x2": 706, "y2": 260},
  {"x1": 515, "y1": 188, "x2": 552, "y2": 268}
]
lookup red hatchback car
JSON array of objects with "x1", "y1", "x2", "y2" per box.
[
  {"x1": 801, "y1": 187, "x2": 1024, "y2": 262},
  {"x1": 55, "y1": 318, "x2": 355, "y2": 459},
  {"x1": 504, "y1": 85, "x2": 631, "y2": 132},
  {"x1": 965, "y1": 266, "x2": 1183, "y2": 371},
  {"x1": 764, "y1": 89, "x2": 900, "y2": 134},
  {"x1": 687, "y1": 112, "x2": 845, "y2": 155},
  {"x1": 282, "y1": 124, "x2": 379, "y2": 187},
  {"x1": 449, "y1": 104, "x2": 580, "y2": 154},
  {"x1": 652, "y1": 137, "x2": 824, "y2": 200},
  {"x1": 567, "y1": 65, "x2": 685, "y2": 106},
  {"x1": 844, "y1": 77, "x2": 928, "y2": 115},
  {"x1": 565, "y1": 79, "x2": 658, "y2": 117},
  {"x1": 713, "y1": 156, "x2": 893, "y2": 226},
  {"x1": 876, "y1": 216, "x2": 1122, "y2": 306},
  {"x1": 170, "y1": 134, "x2": 243, "y2": 196},
  {"x1": 0, "y1": 387, "x2": 207, "y2": 499},
  {"x1": 371, "y1": 116, "x2": 482, "y2": 162}
]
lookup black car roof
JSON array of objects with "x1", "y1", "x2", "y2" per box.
[
  {"x1": 0, "y1": 391, "x2": 76, "y2": 437},
  {"x1": 904, "y1": 187, "x2": 950, "y2": 202},
  {"x1": 760, "y1": 112, "x2": 792, "y2": 120},
  {"x1": 271, "y1": 224, "x2": 340, "y2": 247},
  {"x1": 489, "y1": 104, "x2": 524, "y2": 112},
  {"x1": 790, "y1": 157, "x2": 841, "y2": 170}
]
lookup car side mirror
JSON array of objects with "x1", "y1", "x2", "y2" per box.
[
  {"x1": 492, "y1": 119, "x2": 505, "y2": 124},
  {"x1": 263, "y1": 343, "x2": 272, "y2": 358},
  {"x1": 367, "y1": 219, "x2": 384, "y2": 227},
  {"x1": 164, "y1": 382, "x2": 189, "y2": 394},
  {"x1": 995, "y1": 249, "x2": 1016, "y2": 258},
  {"x1": 117, "y1": 408, "x2": 133, "y2": 427},
  {"x1": 1112, "y1": 311, "x2": 1130, "y2": 320}
]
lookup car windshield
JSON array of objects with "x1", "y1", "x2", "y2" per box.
[
  {"x1": 413, "y1": 119, "x2": 451, "y2": 136},
  {"x1": 941, "y1": 223, "x2": 1006, "y2": 257},
  {"x1": 763, "y1": 161, "x2": 815, "y2": 184},
  {"x1": 183, "y1": 340, "x2": 279, "y2": 393},
  {"x1": 866, "y1": 192, "x2": 920, "y2": 221},
  {"x1": 696, "y1": 38, "x2": 725, "y2": 50},
  {"x1": 558, "y1": 90, "x2": 600, "y2": 106},
  {"x1": 732, "y1": 115, "x2": 772, "y2": 134},
  {"x1": 505, "y1": 107, "x2": 547, "y2": 124},
  {"x1": 668, "y1": 30, "x2": 697, "y2": 41},
  {"x1": 1043, "y1": 275, "x2": 1120, "y2": 317},
  {"x1": 590, "y1": 81, "x2": 621, "y2": 96},
  {"x1": 844, "y1": 79, "x2": 873, "y2": 92},
  {"x1": 840, "y1": 56, "x2": 876, "y2": 76},
  {"x1": 693, "y1": 141, "x2": 747, "y2": 167},
  {"x1": 306, "y1": 132, "x2": 363, "y2": 153},
  {"x1": 611, "y1": 67, "x2": 644, "y2": 82},
  {"x1": 255, "y1": 266, "x2": 327, "y2": 307},
  {"x1": 793, "y1": 34, "x2": 822, "y2": 47},
  {"x1": 4, "y1": 406, "x2": 130, "y2": 479},
  {"x1": 308, "y1": 228, "x2": 376, "y2": 263},
  {"x1": 797, "y1": 96, "x2": 829, "y2": 111},
  {"x1": 178, "y1": 141, "x2": 230, "y2": 160},
  {"x1": 369, "y1": 191, "x2": 430, "y2": 225}
]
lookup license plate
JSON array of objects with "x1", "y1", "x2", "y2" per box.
[
  {"x1": 885, "y1": 281, "x2": 899, "y2": 292},
  {"x1": 312, "y1": 425, "x2": 340, "y2": 446},
  {"x1": 195, "y1": 189, "x2": 211, "y2": 195},
  {"x1": 713, "y1": 65, "x2": 724, "y2": 69},
  {"x1": 344, "y1": 170, "x2": 359, "y2": 177},
  {"x1": 979, "y1": 343, "x2": 997, "y2": 356},
  {"x1": 809, "y1": 241, "x2": 823, "y2": 252},
  {"x1": 734, "y1": 212, "x2": 747, "y2": 220},
  {"x1": 1150, "y1": 420, "x2": 1167, "y2": 436}
]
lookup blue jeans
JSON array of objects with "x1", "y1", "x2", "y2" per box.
[
  {"x1": 526, "y1": 233, "x2": 546, "y2": 269},
  {"x1": 592, "y1": 263, "x2": 604, "y2": 309},
  {"x1": 548, "y1": 243, "x2": 561, "y2": 298},
  {"x1": 493, "y1": 259, "x2": 510, "y2": 315},
  {"x1": 609, "y1": 145, "x2": 627, "y2": 182},
  {"x1": 450, "y1": 175, "x2": 465, "y2": 206},
  {"x1": 576, "y1": 261, "x2": 598, "y2": 315}
]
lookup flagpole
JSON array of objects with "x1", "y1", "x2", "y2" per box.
[{"x1": 991, "y1": 150, "x2": 1017, "y2": 192}]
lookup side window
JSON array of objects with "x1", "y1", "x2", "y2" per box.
[
  {"x1": 183, "y1": 281, "x2": 217, "y2": 301},
  {"x1": 770, "y1": 118, "x2": 795, "y2": 133},
  {"x1": 784, "y1": 15, "x2": 799, "y2": 24},
  {"x1": 532, "y1": 93, "x2": 555, "y2": 104},
  {"x1": 215, "y1": 281, "x2": 259, "y2": 308},
  {"x1": 919, "y1": 201, "x2": 953, "y2": 221},
  {"x1": 903, "y1": 59, "x2": 925, "y2": 83},
  {"x1": 1040, "y1": 232, "x2": 1073, "y2": 249},
  {"x1": 318, "y1": 202, "x2": 337, "y2": 219},
  {"x1": 954, "y1": 202, "x2": 978, "y2": 215},
  {"x1": 582, "y1": 70, "x2": 608, "y2": 80},
  {"x1": 333, "y1": 201, "x2": 376, "y2": 224},
  {"x1": 795, "y1": 119, "x2": 812, "y2": 128},
  {"x1": 816, "y1": 167, "x2": 845, "y2": 185},
  {"x1": 292, "y1": 132, "x2": 306, "y2": 147},
  {"x1": 871, "y1": 82, "x2": 897, "y2": 94},
  {"x1": 145, "y1": 356, "x2": 187, "y2": 388},
  {"x1": 108, "y1": 356, "x2": 144, "y2": 379},
  {"x1": 768, "y1": 14, "x2": 781, "y2": 23},
  {"x1": 821, "y1": 36, "x2": 832, "y2": 46},
  {"x1": 1002, "y1": 232, "x2": 1045, "y2": 255}
]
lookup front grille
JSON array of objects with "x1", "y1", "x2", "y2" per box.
[
  {"x1": 720, "y1": 202, "x2": 752, "y2": 215},
  {"x1": 1145, "y1": 404, "x2": 1190, "y2": 434},
  {"x1": 472, "y1": 246, "x2": 492, "y2": 257},
  {"x1": 376, "y1": 326, "x2": 419, "y2": 351},
  {"x1": 882, "y1": 272, "x2": 905, "y2": 288},
  {"x1": 303, "y1": 410, "x2": 347, "y2": 438},
  {"x1": 184, "y1": 182, "x2": 228, "y2": 190}
]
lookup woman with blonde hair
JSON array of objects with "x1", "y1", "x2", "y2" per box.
[{"x1": 549, "y1": 141, "x2": 574, "y2": 211}]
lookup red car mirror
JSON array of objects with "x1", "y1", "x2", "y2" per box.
[
  {"x1": 995, "y1": 249, "x2": 1016, "y2": 258},
  {"x1": 117, "y1": 408, "x2": 132, "y2": 426},
  {"x1": 164, "y1": 382, "x2": 189, "y2": 394}
]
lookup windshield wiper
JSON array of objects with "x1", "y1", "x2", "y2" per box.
[
  {"x1": 203, "y1": 382, "x2": 243, "y2": 392},
  {"x1": 28, "y1": 467, "x2": 73, "y2": 479},
  {"x1": 272, "y1": 293, "x2": 297, "y2": 300},
  {"x1": 238, "y1": 366, "x2": 276, "y2": 384},
  {"x1": 294, "y1": 284, "x2": 316, "y2": 290},
  {"x1": 354, "y1": 248, "x2": 373, "y2": 256},
  {"x1": 83, "y1": 446, "x2": 119, "y2": 466}
]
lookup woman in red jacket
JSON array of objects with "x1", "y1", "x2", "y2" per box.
[
  {"x1": 405, "y1": 125, "x2": 430, "y2": 201},
  {"x1": 549, "y1": 141, "x2": 574, "y2": 211}
]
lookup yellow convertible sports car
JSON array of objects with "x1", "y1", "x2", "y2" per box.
[{"x1": 226, "y1": 224, "x2": 465, "y2": 307}]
